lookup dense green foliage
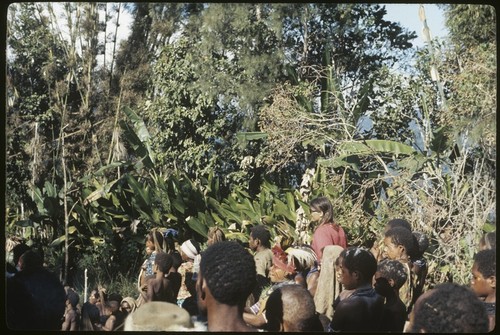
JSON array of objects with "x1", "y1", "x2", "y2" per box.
[{"x1": 5, "y1": 3, "x2": 495, "y2": 297}]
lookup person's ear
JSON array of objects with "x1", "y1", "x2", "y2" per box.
[
  {"x1": 200, "y1": 278, "x2": 208, "y2": 300},
  {"x1": 487, "y1": 275, "x2": 496, "y2": 289},
  {"x1": 397, "y1": 244, "x2": 406, "y2": 257},
  {"x1": 388, "y1": 278, "x2": 396, "y2": 288}
]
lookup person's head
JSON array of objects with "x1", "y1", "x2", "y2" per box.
[
  {"x1": 154, "y1": 251, "x2": 174, "y2": 273},
  {"x1": 88, "y1": 289, "x2": 100, "y2": 304},
  {"x1": 249, "y1": 224, "x2": 272, "y2": 251},
  {"x1": 12, "y1": 243, "x2": 31, "y2": 268},
  {"x1": 374, "y1": 259, "x2": 407, "y2": 296},
  {"x1": 285, "y1": 245, "x2": 317, "y2": 273},
  {"x1": 196, "y1": 241, "x2": 256, "y2": 315},
  {"x1": 146, "y1": 229, "x2": 165, "y2": 253},
  {"x1": 270, "y1": 245, "x2": 296, "y2": 283},
  {"x1": 471, "y1": 249, "x2": 496, "y2": 299},
  {"x1": 207, "y1": 226, "x2": 226, "y2": 246},
  {"x1": 124, "y1": 301, "x2": 194, "y2": 331},
  {"x1": 17, "y1": 249, "x2": 43, "y2": 273},
  {"x1": 479, "y1": 231, "x2": 496, "y2": 250},
  {"x1": 412, "y1": 231, "x2": 429, "y2": 259},
  {"x1": 383, "y1": 226, "x2": 418, "y2": 261},
  {"x1": 104, "y1": 300, "x2": 120, "y2": 315},
  {"x1": 384, "y1": 218, "x2": 412, "y2": 234},
  {"x1": 120, "y1": 297, "x2": 137, "y2": 315},
  {"x1": 265, "y1": 284, "x2": 323, "y2": 332},
  {"x1": 408, "y1": 282, "x2": 489, "y2": 333},
  {"x1": 338, "y1": 247, "x2": 377, "y2": 290},
  {"x1": 309, "y1": 196, "x2": 334, "y2": 225},
  {"x1": 65, "y1": 288, "x2": 79, "y2": 309},
  {"x1": 180, "y1": 239, "x2": 201, "y2": 261}
]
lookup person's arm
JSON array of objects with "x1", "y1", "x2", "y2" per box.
[
  {"x1": 61, "y1": 311, "x2": 70, "y2": 331},
  {"x1": 100, "y1": 315, "x2": 116, "y2": 331},
  {"x1": 243, "y1": 312, "x2": 267, "y2": 328}
]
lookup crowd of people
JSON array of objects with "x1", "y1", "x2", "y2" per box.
[{"x1": 5, "y1": 196, "x2": 496, "y2": 332}]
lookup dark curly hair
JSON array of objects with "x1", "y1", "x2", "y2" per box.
[
  {"x1": 341, "y1": 247, "x2": 377, "y2": 281},
  {"x1": 154, "y1": 252, "x2": 173, "y2": 273},
  {"x1": 385, "y1": 226, "x2": 418, "y2": 260},
  {"x1": 412, "y1": 231, "x2": 429, "y2": 258},
  {"x1": 376, "y1": 259, "x2": 407, "y2": 290},
  {"x1": 409, "y1": 282, "x2": 488, "y2": 333},
  {"x1": 386, "y1": 218, "x2": 412, "y2": 232},
  {"x1": 473, "y1": 249, "x2": 496, "y2": 278},
  {"x1": 199, "y1": 241, "x2": 256, "y2": 306},
  {"x1": 250, "y1": 225, "x2": 272, "y2": 248}
]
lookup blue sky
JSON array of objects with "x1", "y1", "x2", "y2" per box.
[{"x1": 383, "y1": 4, "x2": 448, "y2": 47}]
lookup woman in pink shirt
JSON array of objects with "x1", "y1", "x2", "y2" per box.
[{"x1": 309, "y1": 197, "x2": 347, "y2": 265}]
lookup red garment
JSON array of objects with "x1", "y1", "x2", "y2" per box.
[{"x1": 311, "y1": 223, "x2": 347, "y2": 263}]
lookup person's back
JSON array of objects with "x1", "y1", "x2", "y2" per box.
[
  {"x1": 265, "y1": 284, "x2": 323, "y2": 332},
  {"x1": 328, "y1": 247, "x2": 384, "y2": 332},
  {"x1": 146, "y1": 252, "x2": 176, "y2": 303},
  {"x1": 6, "y1": 249, "x2": 66, "y2": 330}
]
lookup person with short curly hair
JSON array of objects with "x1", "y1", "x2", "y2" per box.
[
  {"x1": 328, "y1": 247, "x2": 384, "y2": 332},
  {"x1": 374, "y1": 259, "x2": 407, "y2": 332},
  {"x1": 471, "y1": 249, "x2": 496, "y2": 332},
  {"x1": 196, "y1": 241, "x2": 257, "y2": 331},
  {"x1": 408, "y1": 282, "x2": 489, "y2": 333},
  {"x1": 144, "y1": 252, "x2": 176, "y2": 304}
]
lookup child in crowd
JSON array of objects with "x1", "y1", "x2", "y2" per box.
[
  {"x1": 249, "y1": 225, "x2": 274, "y2": 303},
  {"x1": 328, "y1": 247, "x2": 384, "y2": 332},
  {"x1": 374, "y1": 259, "x2": 408, "y2": 332},
  {"x1": 470, "y1": 248, "x2": 496, "y2": 332},
  {"x1": 383, "y1": 226, "x2": 418, "y2": 315},
  {"x1": 138, "y1": 229, "x2": 166, "y2": 306},
  {"x1": 144, "y1": 251, "x2": 176, "y2": 304}
]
